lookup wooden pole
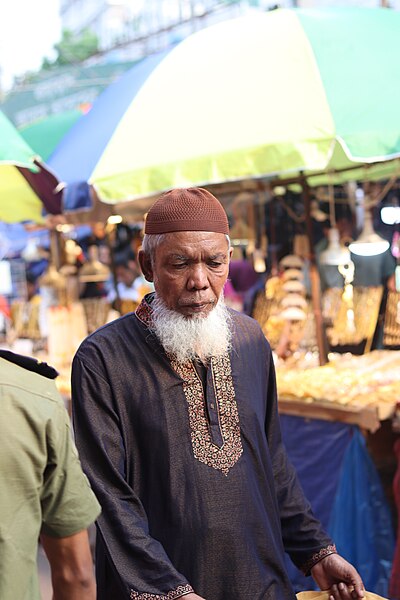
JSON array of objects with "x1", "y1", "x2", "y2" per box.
[
  {"x1": 104, "y1": 223, "x2": 121, "y2": 313},
  {"x1": 301, "y1": 176, "x2": 329, "y2": 366},
  {"x1": 49, "y1": 228, "x2": 62, "y2": 271},
  {"x1": 269, "y1": 195, "x2": 278, "y2": 276}
]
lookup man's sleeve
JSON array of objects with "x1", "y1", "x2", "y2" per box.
[
  {"x1": 40, "y1": 394, "x2": 101, "y2": 537},
  {"x1": 71, "y1": 351, "x2": 194, "y2": 599},
  {"x1": 264, "y1": 349, "x2": 336, "y2": 574}
]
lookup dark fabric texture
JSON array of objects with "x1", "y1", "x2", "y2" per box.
[{"x1": 72, "y1": 304, "x2": 332, "y2": 600}]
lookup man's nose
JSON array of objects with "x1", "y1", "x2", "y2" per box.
[{"x1": 187, "y1": 265, "x2": 209, "y2": 290}]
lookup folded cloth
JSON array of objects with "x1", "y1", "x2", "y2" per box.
[{"x1": 297, "y1": 592, "x2": 388, "y2": 600}]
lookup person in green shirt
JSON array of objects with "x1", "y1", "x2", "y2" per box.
[{"x1": 0, "y1": 349, "x2": 101, "y2": 600}]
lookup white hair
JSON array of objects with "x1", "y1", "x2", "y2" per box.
[
  {"x1": 150, "y1": 294, "x2": 232, "y2": 364},
  {"x1": 141, "y1": 233, "x2": 167, "y2": 263}
]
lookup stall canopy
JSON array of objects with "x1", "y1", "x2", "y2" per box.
[
  {"x1": 0, "y1": 111, "x2": 62, "y2": 223},
  {"x1": 49, "y1": 7, "x2": 400, "y2": 205}
]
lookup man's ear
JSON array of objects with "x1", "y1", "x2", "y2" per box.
[
  {"x1": 138, "y1": 250, "x2": 154, "y2": 282},
  {"x1": 229, "y1": 246, "x2": 233, "y2": 261}
]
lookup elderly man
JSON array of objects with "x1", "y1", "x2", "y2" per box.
[{"x1": 72, "y1": 188, "x2": 364, "y2": 600}]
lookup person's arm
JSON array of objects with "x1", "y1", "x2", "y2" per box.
[
  {"x1": 72, "y1": 349, "x2": 194, "y2": 599},
  {"x1": 40, "y1": 530, "x2": 96, "y2": 600}
]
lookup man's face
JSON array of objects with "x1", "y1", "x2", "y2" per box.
[{"x1": 140, "y1": 231, "x2": 231, "y2": 317}]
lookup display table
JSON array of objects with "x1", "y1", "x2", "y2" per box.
[
  {"x1": 276, "y1": 350, "x2": 400, "y2": 433},
  {"x1": 278, "y1": 395, "x2": 391, "y2": 433}
]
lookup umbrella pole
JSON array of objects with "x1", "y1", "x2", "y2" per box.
[{"x1": 300, "y1": 176, "x2": 328, "y2": 366}]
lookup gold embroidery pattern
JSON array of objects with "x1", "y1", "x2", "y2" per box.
[
  {"x1": 301, "y1": 544, "x2": 337, "y2": 575},
  {"x1": 135, "y1": 296, "x2": 242, "y2": 476},
  {"x1": 135, "y1": 297, "x2": 153, "y2": 327},
  {"x1": 130, "y1": 584, "x2": 193, "y2": 599},
  {"x1": 170, "y1": 354, "x2": 243, "y2": 476}
]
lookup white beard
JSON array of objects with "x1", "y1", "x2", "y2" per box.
[{"x1": 151, "y1": 294, "x2": 232, "y2": 364}]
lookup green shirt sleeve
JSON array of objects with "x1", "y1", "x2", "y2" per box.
[{"x1": 40, "y1": 399, "x2": 101, "y2": 537}]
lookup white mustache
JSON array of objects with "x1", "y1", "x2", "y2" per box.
[{"x1": 151, "y1": 294, "x2": 232, "y2": 364}]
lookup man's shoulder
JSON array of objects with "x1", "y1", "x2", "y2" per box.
[
  {"x1": 228, "y1": 309, "x2": 270, "y2": 348},
  {"x1": 0, "y1": 349, "x2": 58, "y2": 379},
  {"x1": 0, "y1": 352, "x2": 60, "y2": 401},
  {"x1": 74, "y1": 311, "x2": 142, "y2": 367},
  {"x1": 79, "y1": 311, "x2": 139, "y2": 347},
  {"x1": 229, "y1": 307, "x2": 264, "y2": 331},
  {"x1": 0, "y1": 356, "x2": 66, "y2": 434}
]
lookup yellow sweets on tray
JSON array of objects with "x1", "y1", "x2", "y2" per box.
[
  {"x1": 276, "y1": 350, "x2": 400, "y2": 409},
  {"x1": 297, "y1": 592, "x2": 387, "y2": 600}
]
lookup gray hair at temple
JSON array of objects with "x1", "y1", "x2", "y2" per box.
[{"x1": 141, "y1": 233, "x2": 231, "y2": 265}]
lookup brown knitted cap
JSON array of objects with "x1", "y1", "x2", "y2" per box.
[{"x1": 144, "y1": 187, "x2": 229, "y2": 235}]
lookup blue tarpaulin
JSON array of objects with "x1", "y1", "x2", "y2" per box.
[
  {"x1": 329, "y1": 428, "x2": 394, "y2": 597},
  {"x1": 280, "y1": 415, "x2": 395, "y2": 595}
]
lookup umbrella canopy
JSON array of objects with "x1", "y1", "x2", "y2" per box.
[
  {"x1": 48, "y1": 50, "x2": 171, "y2": 210},
  {"x1": 19, "y1": 110, "x2": 84, "y2": 161},
  {"x1": 49, "y1": 7, "x2": 400, "y2": 204},
  {"x1": 0, "y1": 111, "x2": 63, "y2": 223},
  {"x1": 0, "y1": 110, "x2": 38, "y2": 169}
]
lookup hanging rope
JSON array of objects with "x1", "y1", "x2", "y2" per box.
[
  {"x1": 328, "y1": 171, "x2": 336, "y2": 228},
  {"x1": 277, "y1": 196, "x2": 305, "y2": 223},
  {"x1": 364, "y1": 158, "x2": 400, "y2": 208}
]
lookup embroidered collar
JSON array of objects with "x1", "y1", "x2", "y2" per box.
[{"x1": 135, "y1": 293, "x2": 155, "y2": 328}]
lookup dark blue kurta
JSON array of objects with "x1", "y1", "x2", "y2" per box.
[{"x1": 72, "y1": 296, "x2": 333, "y2": 600}]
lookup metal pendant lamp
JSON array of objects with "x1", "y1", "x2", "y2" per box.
[{"x1": 349, "y1": 209, "x2": 389, "y2": 257}]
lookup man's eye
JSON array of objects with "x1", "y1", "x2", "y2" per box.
[
  {"x1": 209, "y1": 261, "x2": 222, "y2": 268},
  {"x1": 172, "y1": 263, "x2": 186, "y2": 269}
]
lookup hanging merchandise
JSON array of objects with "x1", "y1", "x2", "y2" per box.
[
  {"x1": 383, "y1": 230, "x2": 400, "y2": 346},
  {"x1": 282, "y1": 268, "x2": 304, "y2": 282},
  {"x1": 320, "y1": 228, "x2": 351, "y2": 266},
  {"x1": 349, "y1": 209, "x2": 389, "y2": 257}
]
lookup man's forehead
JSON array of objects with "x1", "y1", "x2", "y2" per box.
[{"x1": 160, "y1": 231, "x2": 228, "y2": 253}]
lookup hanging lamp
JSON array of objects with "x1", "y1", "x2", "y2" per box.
[
  {"x1": 349, "y1": 209, "x2": 389, "y2": 257},
  {"x1": 320, "y1": 179, "x2": 351, "y2": 266},
  {"x1": 320, "y1": 228, "x2": 351, "y2": 266}
]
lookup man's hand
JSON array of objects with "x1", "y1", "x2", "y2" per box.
[
  {"x1": 180, "y1": 594, "x2": 206, "y2": 600},
  {"x1": 311, "y1": 553, "x2": 364, "y2": 600}
]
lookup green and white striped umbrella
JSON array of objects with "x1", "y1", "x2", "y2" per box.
[{"x1": 85, "y1": 7, "x2": 400, "y2": 201}]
